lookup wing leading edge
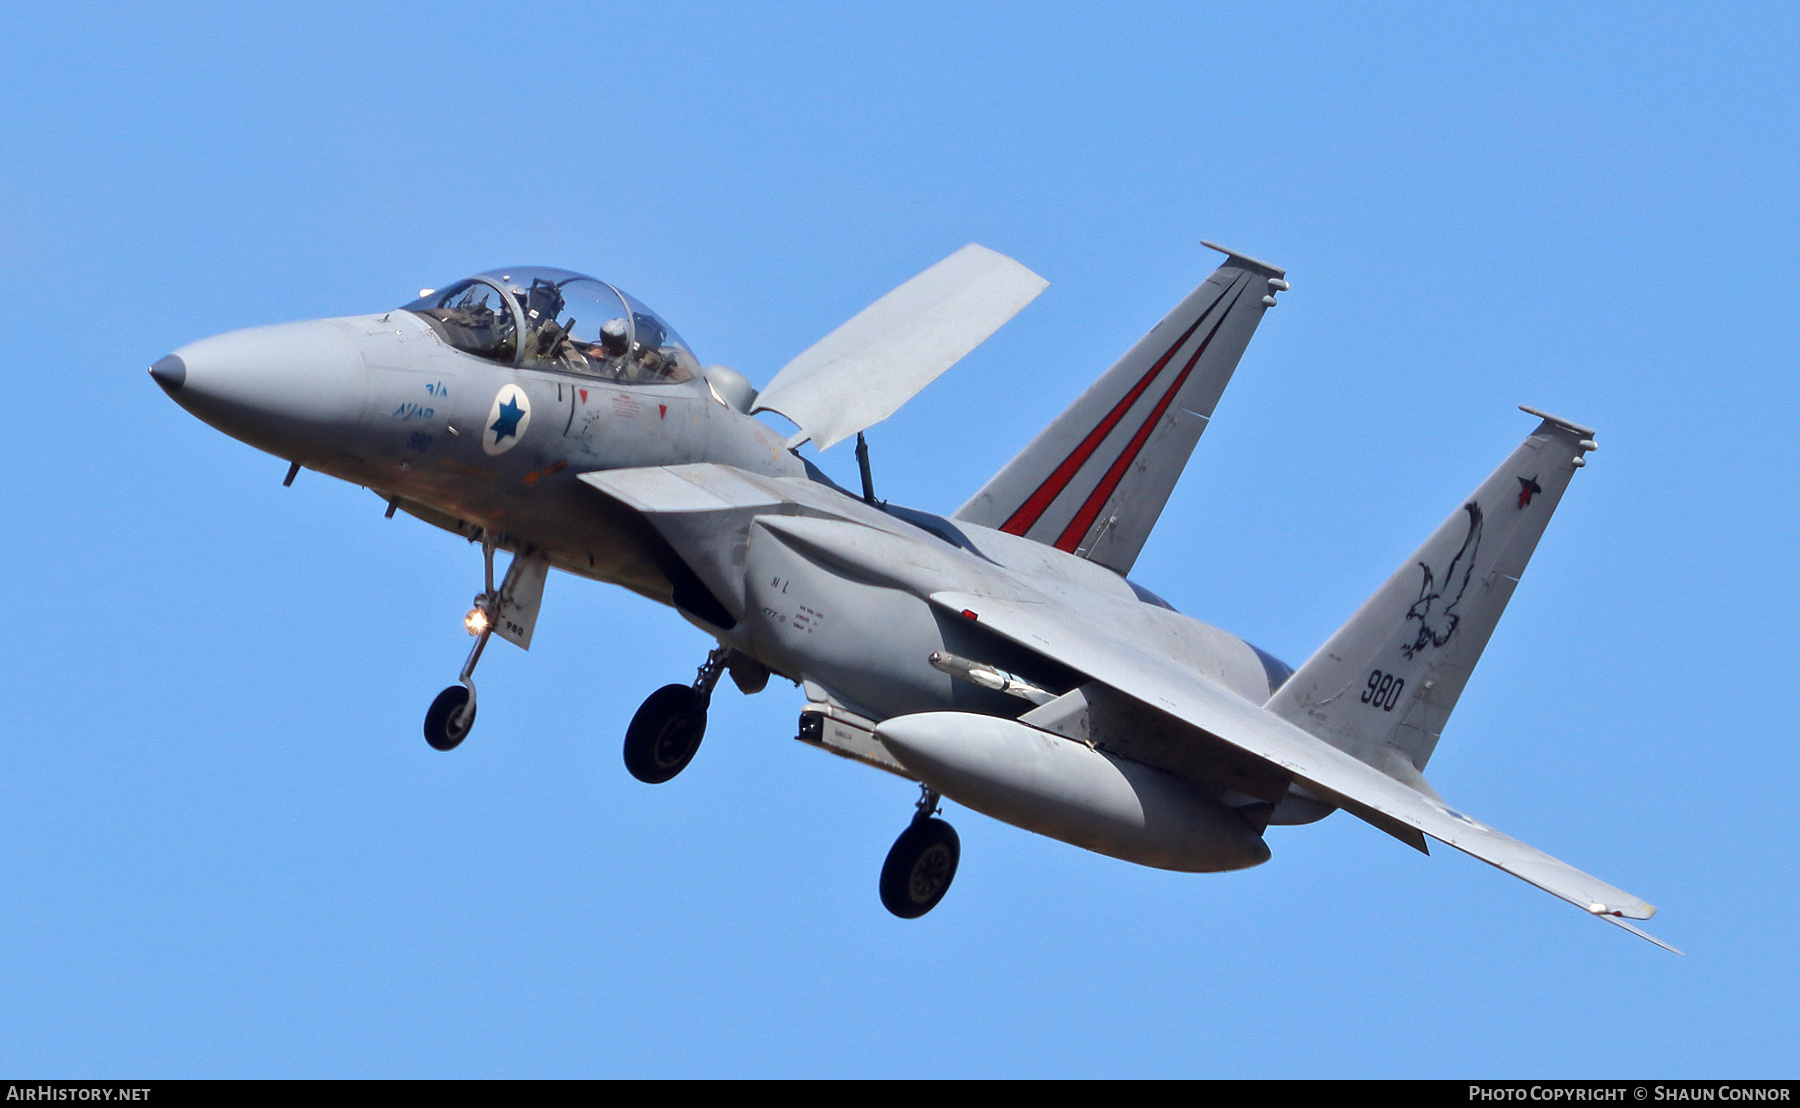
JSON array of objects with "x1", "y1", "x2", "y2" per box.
[{"x1": 926, "y1": 589, "x2": 1678, "y2": 952}]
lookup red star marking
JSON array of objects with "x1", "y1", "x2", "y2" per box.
[{"x1": 1517, "y1": 475, "x2": 1543, "y2": 508}]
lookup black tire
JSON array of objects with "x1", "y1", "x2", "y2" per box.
[
  {"x1": 879, "y1": 817, "x2": 961, "y2": 919},
  {"x1": 624, "y1": 684, "x2": 707, "y2": 784},
  {"x1": 424, "y1": 685, "x2": 475, "y2": 751}
]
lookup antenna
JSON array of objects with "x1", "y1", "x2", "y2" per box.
[{"x1": 856, "y1": 432, "x2": 876, "y2": 504}]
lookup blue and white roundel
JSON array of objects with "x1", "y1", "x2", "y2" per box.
[{"x1": 482, "y1": 384, "x2": 531, "y2": 456}]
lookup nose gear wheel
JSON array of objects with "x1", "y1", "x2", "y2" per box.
[{"x1": 424, "y1": 685, "x2": 475, "y2": 751}]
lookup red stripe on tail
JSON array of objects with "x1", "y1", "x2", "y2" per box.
[
  {"x1": 1052, "y1": 286, "x2": 1246, "y2": 552},
  {"x1": 998, "y1": 279, "x2": 1236, "y2": 536}
]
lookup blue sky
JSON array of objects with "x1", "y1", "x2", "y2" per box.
[{"x1": 2, "y1": 1, "x2": 1795, "y2": 1077}]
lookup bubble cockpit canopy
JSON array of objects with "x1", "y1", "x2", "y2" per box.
[{"x1": 402, "y1": 267, "x2": 699, "y2": 385}]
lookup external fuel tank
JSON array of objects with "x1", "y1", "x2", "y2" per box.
[{"x1": 876, "y1": 712, "x2": 1270, "y2": 873}]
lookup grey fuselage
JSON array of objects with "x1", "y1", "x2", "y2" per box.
[
  {"x1": 161, "y1": 307, "x2": 806, "y2": 608},
  {"x1": 154, "y1": 284, "x2": 1288, "y2": 768}
]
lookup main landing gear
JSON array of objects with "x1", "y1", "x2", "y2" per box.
[
  {"x1": 880, "y1": 785, "x2": 960, "y2": 919},
  {"x1": 424, "y1": 530, "x2": 499, "y2": 751},
  {"x1": 623, "y1": 646, "x2": 728, "y2": 783}
]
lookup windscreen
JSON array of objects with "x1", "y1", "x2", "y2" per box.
[
  {"x1": 401, "y1": 280, "x2": 518, "y2": 364},
  {"x1": 495, "y1": 267, "x2": 699, "y2": 384},
  {"x1": 404, "y1": 267, "x2": 701, "y2": 384}
]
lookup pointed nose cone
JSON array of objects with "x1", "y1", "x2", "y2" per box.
[
  {"x1": 148, "y1": 354, "x2": 186, "y2": 393},
  {"x1": 154, "y1": 319, "x2": 369, "y2": 459}
]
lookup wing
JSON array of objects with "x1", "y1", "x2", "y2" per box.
[
  {"x1": 753, "y1": 244, "x2": 1048, "y2": 450},
  {"x1": 927, "y1": 588, "x2": 1678, "y2": 952}
]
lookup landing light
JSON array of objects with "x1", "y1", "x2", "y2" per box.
[{"x1": 464, "y1": 607, "x2": 490, "y2": 636}]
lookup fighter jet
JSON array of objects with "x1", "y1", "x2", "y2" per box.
[{"x1": 150, "y1": 242, "x2": 1673, "y2": 950}]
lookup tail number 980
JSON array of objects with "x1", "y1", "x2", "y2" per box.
[{"x1": 1362, "y1": 669, "x2": 1406, "y2": 712}]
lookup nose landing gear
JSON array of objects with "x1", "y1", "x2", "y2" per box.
[
  {"x1": 624, "y1": 646, "x2": 728, "y2": 783},
  {"x1": 880, "y1": 786, "x2": 960, "y2": 919},
  {"x1": 424, "y1": 531, "x2": 499, "y2": 751}
]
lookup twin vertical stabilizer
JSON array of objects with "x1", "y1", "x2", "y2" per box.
[
  {"x1": 1266, "y1": 410, "x2": 1600, "y2": 787},
  {"x1": 953, "y1": 243, "x2": 1286, "y2": 574}
]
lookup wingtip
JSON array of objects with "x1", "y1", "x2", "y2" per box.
[{"x1": 1588, "y1": 898, "x2": 1657, "y2": 922}]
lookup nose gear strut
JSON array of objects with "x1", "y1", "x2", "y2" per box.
[{"x1": 423, "y1": 530, "x2": 499, "y2": 751}]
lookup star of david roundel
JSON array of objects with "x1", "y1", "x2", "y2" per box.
[{"x1": 482, "y1": 384, "x2": 532, "y2": 456}]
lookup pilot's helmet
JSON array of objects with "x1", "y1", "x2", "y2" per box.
[{"x1": 599, "y1": 318, "x2": 630, "y2": 355}]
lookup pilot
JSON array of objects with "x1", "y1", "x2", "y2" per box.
[{"x1": 599, "y1": 317, "x2": 630, "y2": 357}]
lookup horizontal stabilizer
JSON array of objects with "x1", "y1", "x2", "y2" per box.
[
  {"x1": 1603, "y1": 915, "x2": 1683, "y2": 955},
  {"x1": 753, "y1": 244, "x2": 1048, "y2": 450}
]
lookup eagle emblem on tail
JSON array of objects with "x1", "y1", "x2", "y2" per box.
[{"x1": 1402, "y1": 501, "x2": 1484, "y2": 658}]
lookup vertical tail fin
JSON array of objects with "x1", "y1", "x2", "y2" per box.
[
  {"x1": 953, "y1": 243, "x2": 1285, "y2": 574},
  {"x1": 1265, "y1": 409, "x2": 1600, "y2": 789}
]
